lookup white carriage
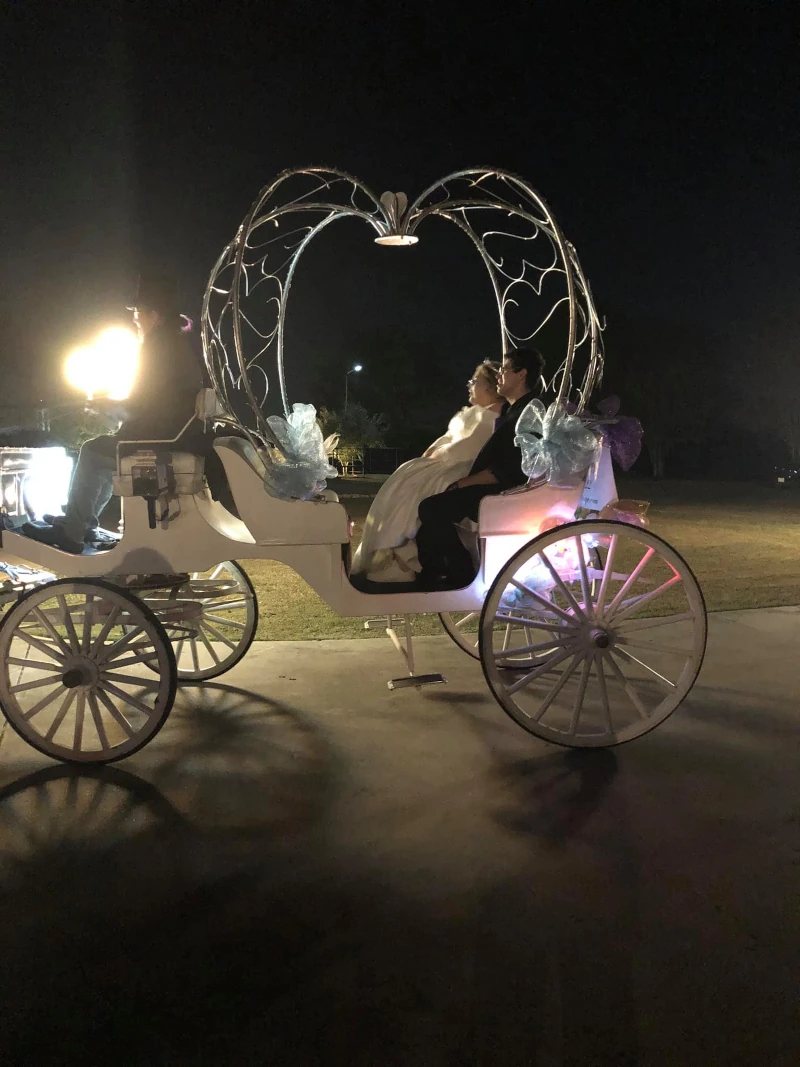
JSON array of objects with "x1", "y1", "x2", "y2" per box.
[{"x1": 0, "y1": 168, "x2": 707, "y2": 764}]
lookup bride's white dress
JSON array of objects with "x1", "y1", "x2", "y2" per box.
[{"x1": 351, "y1": 404, "x2": 498, "y2": 582}]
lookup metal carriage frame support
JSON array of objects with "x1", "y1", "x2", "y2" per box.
[{"x1": 200, "y1": 167, "x2": 605, "y2": 449}]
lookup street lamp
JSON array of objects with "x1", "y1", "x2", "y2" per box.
[{"x1": 345, "y1": 364, "x2": 363, "y2": 410}]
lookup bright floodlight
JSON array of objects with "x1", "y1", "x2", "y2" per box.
[
  {"x1": 374, "y1": 234, "x2": 419, "y2": 246},
  {"x1": 23, "y1": 447, "x2": 74, "y2": 520},
  {"x1": 63, "y1": 326, "x2": 140, "y2": 400}
]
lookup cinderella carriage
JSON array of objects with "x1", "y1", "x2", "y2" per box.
[{"x1": 0, "y1": 168, "x2": 707, "y2": 764}]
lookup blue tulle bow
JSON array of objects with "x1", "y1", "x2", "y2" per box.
[
  {"x1": 515, "y1": 400, "x2": 600, "y2": 484},
  {"x1": 264, "y1": 403, "x2": 338, "y2": 500}
]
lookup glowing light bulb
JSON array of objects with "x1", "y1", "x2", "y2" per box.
[{"x1": 63, "y1": 327, "x2": 140, "y2": 400}]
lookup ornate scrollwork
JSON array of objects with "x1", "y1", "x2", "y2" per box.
[{"x1": 201, "y1": 166, "x2": 604, "y2": 448}]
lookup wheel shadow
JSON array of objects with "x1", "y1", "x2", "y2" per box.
[{"x1": 134, "y1": 681, "x2": 340, "y2": 837}]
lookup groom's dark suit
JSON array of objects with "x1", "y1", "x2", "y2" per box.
[{"x1": 416, "y1": 389, "x2": 539, "y2": 587}]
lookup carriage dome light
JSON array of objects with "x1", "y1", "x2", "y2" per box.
[
  {"x1": 374, "y1": 234, "x2": 419, "y2": 246},
  {"x1": 64, "y1": 327, "x2": 139, "y2": 400}
]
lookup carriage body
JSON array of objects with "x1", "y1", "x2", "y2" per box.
[{"x1": 0, "y1": 167, "x2": 707, "y2": 764}]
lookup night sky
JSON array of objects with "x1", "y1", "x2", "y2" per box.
[{"x1": 2, "y1": 1, "x2": 797, "y2": 417}]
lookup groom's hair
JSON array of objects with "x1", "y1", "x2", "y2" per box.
[{"x1": 506, "y1": 347, "x2": 546, "y2": 391}]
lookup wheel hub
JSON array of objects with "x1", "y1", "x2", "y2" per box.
[
  {"x1": 590, "y1": 627, "x2": 611, "y2": 650},
  {"x1": 60, "y1": 657, "x2": 100, "y2": 689}
]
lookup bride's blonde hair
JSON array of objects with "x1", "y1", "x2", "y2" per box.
[{"x1": 474, "y1": 360, "x2": 501, "y2": 397}]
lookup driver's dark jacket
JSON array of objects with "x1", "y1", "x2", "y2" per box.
[
  {"x1": 467, "y1": 389, "x2": 539, "y2": 490},
  {"x1": 115, "y1": 324, "x2": 204, "y2": 442}
]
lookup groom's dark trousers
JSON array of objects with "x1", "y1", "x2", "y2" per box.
[{"x1": 416, "y1": 485, "x2": 500, "y2": 586}]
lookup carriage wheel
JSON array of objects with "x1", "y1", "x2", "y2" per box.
[
  {"x1": 0, "y1": 579, "x2": 176, "y2": 764},
  {"x1": 139, "y1": 561, "x2": 258, "y2": 681},
  {"x1": 479, "y1": 521, "x2": 707, "y2": 748},
  {"x1": 439, "y1": 612, "x2": 481, "y2": 659}
]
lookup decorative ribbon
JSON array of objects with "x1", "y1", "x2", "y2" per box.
[
  {"x1": 515, "y1": 400, "x2": 600, "y2": 485},
  {"x1": 264, "y1": 403, "x2": 338, "y2": 499},
  {"x1": 566, "y1": 395, "x2": 643, "y2": 471}
]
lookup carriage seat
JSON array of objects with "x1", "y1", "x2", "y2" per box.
[
  {"x1": 212, "y1": 436, "x2": 346, "y2": 545},
  {"x1": 212, "y1": 436, "x2": 339, "y2": 503}
]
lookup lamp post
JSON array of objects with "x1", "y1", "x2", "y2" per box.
[{"x1": 344, "y1": 364, "x2": 362, "y2": 411}]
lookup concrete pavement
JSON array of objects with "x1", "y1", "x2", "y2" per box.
[{"x1": 0, "y1": 608, "x2": 798, "y2": 1065}]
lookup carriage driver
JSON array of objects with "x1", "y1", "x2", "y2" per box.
[
  {"x1": 26, "y1": 273, "x2": 204, "y2": 555},
  {"x1": 415, "y1": 347, "x2": 546, "y2": 589}
]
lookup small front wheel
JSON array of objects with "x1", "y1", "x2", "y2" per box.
[
  {"x1": 0, "y1": 578, "x2": 176, "y2": 764},
  {"x1": 479, "y1": 521, "x2": 707, "y2": 748},
  {"x1": 137, "y1": 561, "x2": 258, "y2": 681}
]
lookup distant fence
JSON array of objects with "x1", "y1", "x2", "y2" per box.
[{"x1": 330, "y1": 447, "x2": 418, "y2": 477}]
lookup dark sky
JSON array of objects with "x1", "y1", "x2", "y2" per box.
[{"x1": 2, "y1": 1, "x2": 797, "y2": 408}]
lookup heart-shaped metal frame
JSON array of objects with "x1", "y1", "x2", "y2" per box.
[{"x1": 201, "y1": 167, "x2": 604, "y2": 449}]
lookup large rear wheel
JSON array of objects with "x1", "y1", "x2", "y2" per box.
[{"x1": 479, "y1": 521, "x2": 707, "y2": 748}]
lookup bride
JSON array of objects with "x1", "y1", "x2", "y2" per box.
[{"x1": 351, "y1": 361, "x2": 504, "y2": 583}]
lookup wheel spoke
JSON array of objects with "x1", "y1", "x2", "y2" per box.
[
  {"x1": 31, "y1": 607, "x2": 71, "y2": 657},
  {"x1": 99, "y1": 651, "x2": 158, "y2": 671},
  {"x1": 607, "y1": 574, "x2": 683, "y2": 625},
  {"x1": 456, "y1": 612, "x2": 477, "y2": 628},
  {"x1": 81, "y1": 595, "x2": 94, "y2": 653},
  {"x1": 575, "y1": 535, "x2": 593, "y2": 616},
  {"x1": 493, "y1": 611, "x2": 578, "y2": 632},
  {"x1": 22, "y1": 684, "x2": 65, "y2": 722},
  {"x1": 603, "y1": 546, "x2": 655, "y2": 619},
  {"x1": 507, "y1": 579, "x2": 578, "y2": 625},
  {"x1": 210, "y1": 563, "x2": 225, "y2": 581},
  {"x1": 531, "y1": 652, "x2": 583, "y2": 721},
  {"x1": 100, "y1": 672, "x2": 157, "y2": 688},
  {"x1": 568, "y1": 657, "x2": 593, "y2": 735},
  {"x1": 199, "y1": 598, "x2": 248, "y2": 613},
  {"x1": 73, "y1": 690, "x2": 86, "y2": 751},
  {"x1": 95, "y1": 687, "x2": 135, "y2": 737},
  {"x1": 190, "y1": 638, "x2": 200, "y2": 674},
  {"x1": 494, "y1": 637, "x2": 569, "y2": 659},
  {"x1": 613, "y1": 646, "x2": 677, "y2": 688},
  {"x1": 605, "y1": 653, "x2": 648, "y2": 718},
  {"x1": 5, "y1": 656, "x2": 64, "y2": 671},
  {"x1": 87, "y1": 692, "x2": 110, "y2": 753},
  {"x1": 89, "y1": 605, "x2": 122, "y2": 656},
  {"x1": 594, "y1": 533, "x2": 617, "y2": 616},
  {"x1": 56, "y1": 595, "x2": 80, "y2": 653},
  {"x1": 197, "y1": 626, "x2": 222, "y2": 665},
  {"x1": 99, "y1": 681, "x2": 158, "y2": 717},
  {"x1": 97, "y1": 626, "x2": 146, "y2": 666},
  {"x1": 201, "y1": 619, "x2": 237, "y2": 651},
  {"x1": 10, "y1": 674, "x2": 63, "y2": 694},
  {"x1": 595, "y1": 652, "x2": 613, "y2": 735},
  {"x1": 44, "y1": 689, "x2": 77, "y2": 741},
  {"x1": 506, "y1": 644, "x2": 576, "y2": 695},
  {"x1": 203, "y1": 613, "x2": 247, "y2": 630},
  {"x1": 538, "y1": 547, "x2": 586, "y2": 619}
]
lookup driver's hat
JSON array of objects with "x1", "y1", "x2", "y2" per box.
[{"x1": 126, "y1": 272, "x2": 179, "y2": 315}]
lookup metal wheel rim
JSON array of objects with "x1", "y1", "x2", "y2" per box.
[
  {"x1": 439, "y1": 611, "x2": 481, "y2": 659},
  {"x1": 0, "y1": 579, "x2": 176, "y2": 764},
  {"x1": 143, "y1": 561, "x2": 258, "y2": 681},
  {"x1": 479, "y1": 521, "x2": 707, "y2": 748}
]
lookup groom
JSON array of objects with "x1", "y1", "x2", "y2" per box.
[{"x1": 415, "y1": 347, "x2": 545, "y2": 589}]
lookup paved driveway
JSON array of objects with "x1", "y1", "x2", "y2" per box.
[{"x1": 0, "y1": 610, "x2": 798, "y2": 1065}]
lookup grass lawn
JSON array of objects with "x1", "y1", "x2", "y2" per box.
[{"x1": 244, "y1": 477, "x2": 800, "y2": 641}]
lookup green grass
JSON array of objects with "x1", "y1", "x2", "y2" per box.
[{"x1": 243, "y1": 476, "x2": 800, "y2": 641}]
